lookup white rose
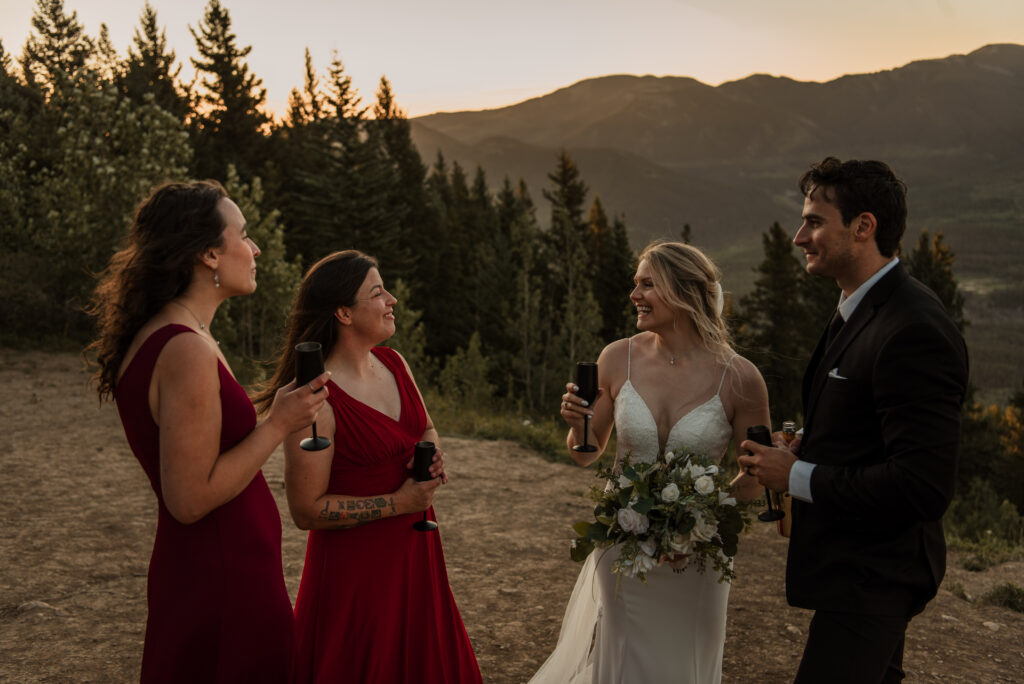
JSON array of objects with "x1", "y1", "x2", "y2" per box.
[
  {"x1": 617, "y1": 508, "x2": 650, "y2": 535},
  {"x1": 638, "y1": 537, "x2": 657, "y2": 557},
  {"x1": 634, "y1": 551, "x2": 658, "y2": 576},
  {"x1": 664, "y1": 450, "x2": 676, "y2": 463},
  {"x1": 690, "y1": 512, "x2": 717, "y2": 542},
  {"x1": 668, "y1": 533, "x2": 691, "y2": 554},
  {"x1": 687, "y1": 463, "x2": 707, "y2": 479},
  {"x1": 705, "y1": 464, "x2": 719, "y2": 475},
  {"x1": 694, "y1": 475, "x2": 715, "y2": 495},
  {"x1": 718, "y1": 491, "x2": 737, "y2": 507},
  {"x1": 661, "y1": 482, "x2": 681, "y2": 502}
]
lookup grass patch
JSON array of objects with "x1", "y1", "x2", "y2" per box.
[
  {"x1": 426, "y1": 392, "x2": 604, "y2": 464},
  {"x1": 980, "y1": 583, "x2": 1024, "y2": 613},
  {"x1": 946, "y1": 534, "x2": 1024, "y2": 571},
  {"x1": 943, "y1": 579, "x2": 970, "y2": 602},
  {"x1": 426, "y1": 391, "x2": 621, "y2": 468}
]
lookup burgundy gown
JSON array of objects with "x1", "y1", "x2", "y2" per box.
[
  {"x1": 115, "y1": 324, "x2": 294, "y2": 683},
  {"x1": 291, "y1": 346, "x2": 481, "y2": 683}
]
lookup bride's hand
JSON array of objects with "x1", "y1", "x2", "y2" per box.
[
  {"x1": 558, "y1": 382, "x2": 604, "y2": 429},
  {"x1": 659, "y1": 552, "x2": 689, "y2": 569}
]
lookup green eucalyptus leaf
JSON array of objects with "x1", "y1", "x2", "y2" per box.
[{"x1": 632, "y1": 497, "x2": 655, "y2": 515}]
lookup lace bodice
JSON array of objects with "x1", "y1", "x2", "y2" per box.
[{"x1": 614, "y1": 339, "x2": 734, "y2": 464}]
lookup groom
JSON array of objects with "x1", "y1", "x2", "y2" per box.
[{"x1": 739, "y1": 157, "x2": 968, "y2": 683}]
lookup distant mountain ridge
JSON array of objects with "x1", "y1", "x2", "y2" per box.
[{"x1": 410, "y1": 44, "x2": 1024, "y2": 257}]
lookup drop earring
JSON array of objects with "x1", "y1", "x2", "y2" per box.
[{"x1": 213, "y1": 270, "x2": 220, "y2": 288}]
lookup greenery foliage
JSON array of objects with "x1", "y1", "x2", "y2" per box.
[{"x1": 980, "y1": 583, "x2": 1024, "y2": 613}]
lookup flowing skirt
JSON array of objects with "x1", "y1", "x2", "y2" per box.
[{"x1": 531, "y1": 546, "x2": 730, "y2": 684}]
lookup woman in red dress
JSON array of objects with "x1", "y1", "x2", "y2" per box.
[
  {"x1": 86, "y1": 181, "x2": 328, "y2": 683},
  {"x1": 255, "y1": 250, "x2": 482, "y2": 684}
]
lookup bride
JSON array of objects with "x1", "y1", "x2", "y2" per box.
[{"x1": 532, "y1": 241, "x2": 770, "y2": 684}]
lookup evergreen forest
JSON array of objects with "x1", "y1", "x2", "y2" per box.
[{"x1": 1, "y1": 0, "x2": 1021, "y2": 563}]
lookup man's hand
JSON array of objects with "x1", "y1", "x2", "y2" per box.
[{"x1": 737, "y1": 440, "x2": 797, "y2": 492}]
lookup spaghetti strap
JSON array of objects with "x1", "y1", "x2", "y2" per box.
[
  {"x1": 626, "y1": 338, "x2": 632, "y2": 380},
  {"x1": 715, "y1": 354, "x2": 738, "y2": 396}
]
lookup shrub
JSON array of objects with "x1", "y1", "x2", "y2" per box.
[{"x1": 980, "y1": 583, "x2": 1024, "y2": 613}]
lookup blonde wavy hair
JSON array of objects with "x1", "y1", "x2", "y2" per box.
[{"x1": 638, "y1": 240, "x2": 732, "y2": 362}]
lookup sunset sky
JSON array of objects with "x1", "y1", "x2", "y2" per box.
[{"x1": 2, "y1": 0, "x2": 1023, "y2": 117}]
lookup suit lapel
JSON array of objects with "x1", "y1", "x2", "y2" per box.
[{"x1": 802, "y1": 263, "x2": 909, "y2": 429}]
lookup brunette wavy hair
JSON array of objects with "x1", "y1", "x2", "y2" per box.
[
  {"x1": 799, "y1": 156, "x2": 908, "y2": 257},
  {"x1": 252, "y1": 250, "x2": 379, "y2": 415},
  {"x1": 637, "y1": 240, "x2": 733, "y2": 363},
  {"x1": 85, "y1": 180, "x2": 228, "y2": 400}
]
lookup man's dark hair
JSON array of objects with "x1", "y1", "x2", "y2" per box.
[{"x1": 799, "y1": 157, "x2": 907, "y2": 257}]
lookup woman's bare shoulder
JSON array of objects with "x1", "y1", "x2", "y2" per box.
[{"x1": 722, "y1": 353, "x2": 769, "y2": 405}]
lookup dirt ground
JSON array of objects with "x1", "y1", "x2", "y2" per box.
[{"x1": 1, "y1": 350, "x2": 1022, "y2": 683}]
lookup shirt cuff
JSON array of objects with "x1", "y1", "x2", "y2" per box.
[{"x1": 789, "y1": 460, "x2": 815, "y2": 503}]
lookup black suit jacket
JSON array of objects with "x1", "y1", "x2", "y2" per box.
[{"x1": 787, "y1": 263, "x2": 969, "y2": 617}]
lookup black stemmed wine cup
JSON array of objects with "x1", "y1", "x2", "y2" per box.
[
  {"x1": 412, "y1": 441, "x2": 438, "y2": 531},
  {"x1": 295, "y1": 341, "x2": 331, "y2": 451},
  {"x1": 572, "y1": 362, "x2": 599, "y2": 454},
  {"x1": 747, "y1": 425, "x2": 785, "y2": 522}
]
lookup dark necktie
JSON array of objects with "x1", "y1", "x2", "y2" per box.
[{"x1": 826, "y1": 310, "x2": 845, "y2": 346}]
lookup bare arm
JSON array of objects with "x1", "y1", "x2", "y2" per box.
[
  {"x1": 397, "y1": 352, "x2": 446, "y2": 483},
  {"x1": 155, "y1": 334, "x2": 328, "y2": 524},
  {"x1": 561, "y1": 340, "x2": 625, "y2": 467},
  {"x1": 724, "y1": 355, "x2": 772, "y2": 501},
  {"x1": 284, "y1": 400, "x2": 440, "y2": 530}
]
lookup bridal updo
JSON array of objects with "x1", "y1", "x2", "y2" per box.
[{"x1": 637, "y1": 240, "x2": 732, "y2": 361}]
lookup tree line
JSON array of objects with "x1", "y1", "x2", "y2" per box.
[{"x1": 2, "y1": 0, "x2": 1020, "y2": 552}]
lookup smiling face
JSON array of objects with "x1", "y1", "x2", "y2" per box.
[
  {"x1": 213, "y1": 198, "x2": 260, "y2": 294},
  {"x1": 346, "y1": 267, "x2": 397, "y2": 342},
  {"x1": 630, "y1": 258, "x2": 675, "y2": 331},
  {"x1": 794, "y1": 187, "x2": 857, "y2": 284}
]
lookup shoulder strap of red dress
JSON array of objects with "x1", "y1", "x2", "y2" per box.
[{"x1": 117, "y1": 324, "x2": 197, "y2": 392}]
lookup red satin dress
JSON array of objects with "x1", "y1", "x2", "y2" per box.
[
  {"x1": 115, "y1": 324, "x2": 294, "y2": 683},
  {"x1": 291, "y1": 346, "x2": 481, "y2": 683}
]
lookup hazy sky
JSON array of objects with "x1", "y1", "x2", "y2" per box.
[{"x1": 2, "y1": 0, "x2": 1023, "y2": 117}]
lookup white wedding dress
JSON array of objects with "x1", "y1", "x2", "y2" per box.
[{"x1": 531, "y1": 341, "x2": 736, "y2": 684}]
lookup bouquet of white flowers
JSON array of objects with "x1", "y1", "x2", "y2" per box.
[{"x1": 571, "y1": 449, "x2": 752, "y2": 583}]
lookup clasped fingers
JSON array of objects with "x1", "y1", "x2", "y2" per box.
[{"x1": 430, "y1": 448, "x2": 448, "y2": 484}]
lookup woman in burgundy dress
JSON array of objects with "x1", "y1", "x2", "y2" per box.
[
  {"x1": 86, "y1": 181, "x2": 328, "y2": 683},
  {"x1": 255, "y1": 250, "x2": 482, "y2": 683}
]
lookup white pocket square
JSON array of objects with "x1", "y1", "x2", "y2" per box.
[{"x1": 828, "y1": 368, "x2": 847, "y2": 380}]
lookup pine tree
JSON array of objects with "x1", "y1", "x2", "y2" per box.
[
  {"x1": 92, "y1": 23, "x2": 121, "y2": 85},
  {"x1": 382, "y1": 278, "x2": 432, "y2": 380},
  {"x1": 214, "y1": 166, "x2": 302, "y2": 381},
  {"x1": 284, "y1": 48, "x2": 324, "y2": 128},
  {"x1": 736, "y1": 222, "x2": 812, "y2": 421},
  {"x1": 417, "y1": 152, "x2": 458, "y2": 358},
  {"x1": 15, "y1": 67, "x2": 190, "y2": 336},
  {"x1": 277, "y1": 51, "x2": 363, "y2": 267},
  {"x1": 189, "y1": 0, "x2": 269, "y2": 181},
  {"x1": 372, "y1": 75, "x2": 427, "y2": 281},
  {"x1": 589, "y1": 198, "x2": 635, "y2": 342},
  {"x1": 20, "y1": 0, "x2": 93, "y2": 99},
  {"x1": 904, "y1": 230, "x2": 967, "y2": 333},
  {"x1": 496, "y1": 177, "x2": 544, "y2": 409},
  {"x1": 543, "y1": 150, "x2": 601, "y2": 367},
  {"x1": 0, "y1": 39, "x2": 46, "y2": 335},
  {"x1": 439, "y1": 332, "x2": 495, "y2": 406},
  {"x1": 120, "y1": 2, "x2": 189, "y2": 121}
]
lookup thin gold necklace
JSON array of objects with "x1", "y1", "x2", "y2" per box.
[{"x1": 170, "y1": 300, "x2": 220, "y2": 346}]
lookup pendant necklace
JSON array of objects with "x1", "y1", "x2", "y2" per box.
[{"x1": 171, "y1": 300, "x2": 220, "y2": 346}]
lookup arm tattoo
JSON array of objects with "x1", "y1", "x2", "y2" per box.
[{"x1": 323, "y1": 496, "x2": 395, "y2": 528}]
